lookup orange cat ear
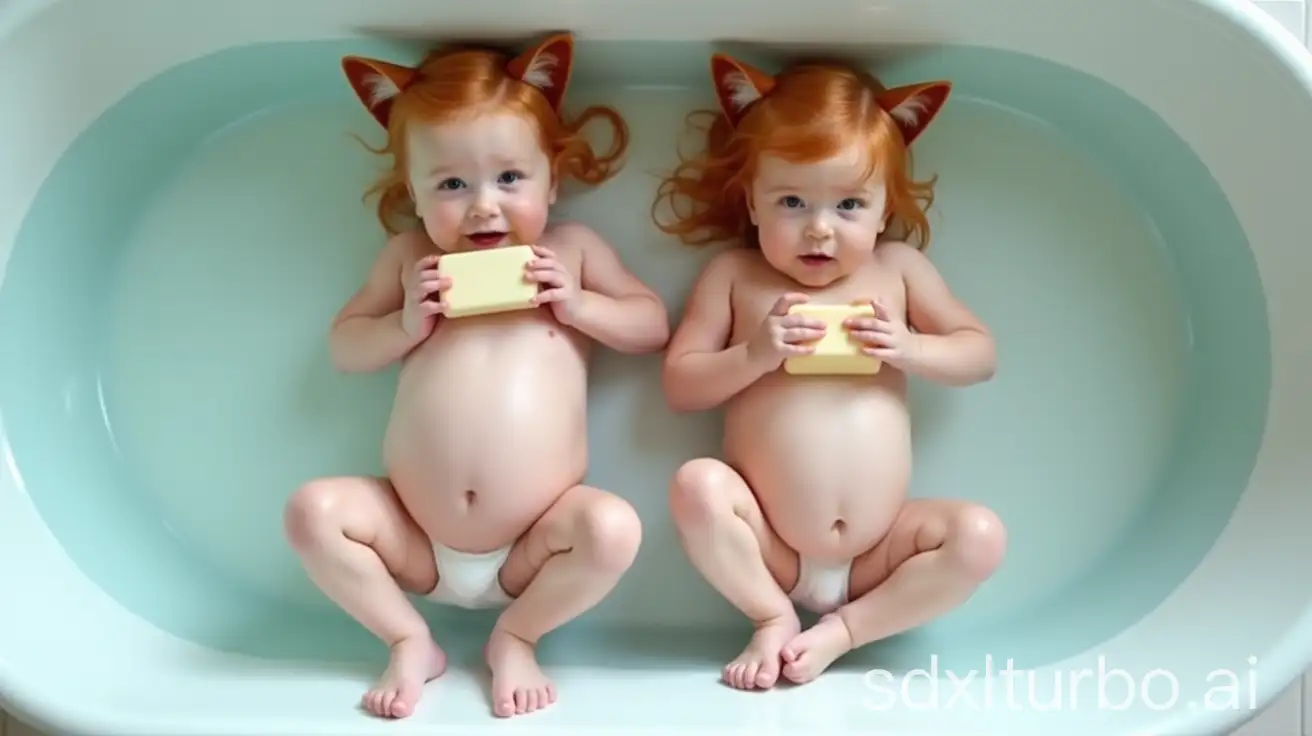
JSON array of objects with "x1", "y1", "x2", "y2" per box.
[
  {"x1": 876, "y1": 80, "x2": 951, "y2": 146},
  {"x1": 342, "y1": 56, "x2": 417, "y2": 128},
  {"x1": 506, "y1": 32, "x2": 574, "y2": 112},
  {"x1": 710, "y1": 53, "x2": 776, "y2": 127}
]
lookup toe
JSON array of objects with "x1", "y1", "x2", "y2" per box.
[
  {"x1": 755, "y1": 660, "x2": 780, "y2": 688},
  {"x1": 783, "y1": 658, "x2": 814, "y2": 684},
  {"x1": 390, "y1": 687, "x2": 415, "y2": 718},
  {"x1": 390, "y1": 697, "x2": 412, "y2": 719},
  {"x1": 742, "y1": 661, "x2": 761, "y2": 689},
  {"x1": 492, "y1": 686, "x2": 514, "y2": 717},
  {"x1": 782, "y1": 660, "x2": 801, "y2": 683},
  {"x1": 731, "y1": 664, "x2": 749, "y2": 690}
]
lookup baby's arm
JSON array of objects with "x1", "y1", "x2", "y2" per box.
[
  {"x1": 562, "y1": 222, "x2": 670, "y2": 354},
  {"x1": 329, "y1": 232, "x2": 426, "y2": 373},
  {"x1": 662, "y1": 251, "x2": 771, "y2": 412},
  {"x1": 883, "y1": 241, "x2": 996, "y2": 386}
]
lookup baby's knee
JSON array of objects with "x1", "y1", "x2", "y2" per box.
[
  {"x1": 669, "y1": 458, "x2": 735, "y2": 525},
  {"x1": 577, "y1": 496, "x2": 642, "y2": 573},
  {"x1": 947, "y1": 504, "x2": 1007, "y2": 581},
  {"x1": 283, "y1": 480, "x2": 351, "y2": 551}
]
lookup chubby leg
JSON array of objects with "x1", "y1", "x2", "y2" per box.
[
  {"x1": 283, "y1": 476, "x2": 443, "y2": 719},
  {"x1": 668, "y1": 458, "x2": 801, "y2": 690},
  {"x1": 781, "y1": 499, "x2": 1007, "y2": 684},
  {"x1": 486, "y1": 485, "x2": 642, "y2": 718}
]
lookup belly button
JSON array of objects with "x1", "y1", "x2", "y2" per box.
[
  {"x1": 831, "y1": 519, "x2": 847, "y2": 536},
  {"x1": 548, "y1": 329, "x2": 556, "y2": 337},
  {"x1": 464, "y1": 490, "x2": 477, "y2": 506}
]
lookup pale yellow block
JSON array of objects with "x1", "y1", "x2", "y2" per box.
[
  {"x1": 783, "y1": 303, "x2": 882, "y2": 375},
  {"x1": 437, "y1": 245, "x2": 538, "y2": 318}
]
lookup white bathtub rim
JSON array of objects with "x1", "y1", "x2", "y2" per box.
[{"x1": 1200, "y1": 0, "x2": 1312, "y2": 716}]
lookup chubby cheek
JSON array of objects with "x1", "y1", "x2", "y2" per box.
[
  {"x1": 504, "y1": 197, "x2": 551, "y2": 243},
  {"x1": 755, "y1": 216, "x2": 800, "y2": 256},
  {"x1": 836, "y1": 236, "x2": 875, "y2": 263},
  {"x1": 414, "y1": 198, "x2": 465, "y2": 247},
  {"x1": 754, "y1": 219, "x2": 806, "y2": 276},
  {"x1": 837, "y1": 221, "x2": 881, "y2": 256}
]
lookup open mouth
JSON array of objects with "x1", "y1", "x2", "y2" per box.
[
  {"x1": 466, "y1": 231, "x2": 508, "y2": 248},
  {"x1": 798, "y1": 254, "x2": 834, "y2": 266}
]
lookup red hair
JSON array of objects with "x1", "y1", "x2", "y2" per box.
[
  {"x1": 343, "y1": 36, "x2": 628, "y2": 235},
  {"x1": 653, "y1": 56, "x2": 951, "y2": 251}
]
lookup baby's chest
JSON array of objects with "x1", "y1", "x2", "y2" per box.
[{"x1": 734, "y1": 274, "x2": 905, "y2": 326}]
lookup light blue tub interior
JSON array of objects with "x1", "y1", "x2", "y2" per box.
[{"x1": 0, "y1": 38, "x2": 1268, "y2": 675}]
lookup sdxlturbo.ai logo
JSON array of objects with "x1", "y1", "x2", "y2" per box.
[{"x1": 863, "y1": 655, "x2": 1260, "y2": 712}]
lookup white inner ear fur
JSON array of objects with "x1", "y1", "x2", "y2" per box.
[
  {"x1": 364, "y1": 72, "x2": 402, "y2": 108},
  {"x1": 521, "y1": 51, "x2": 559, "y2": 90},
  {"x1": 722, "y1": 69, "x2": 763, "y2": 111},
  {"x1": 888, "y1": 92, "x2": 929, "y2": 128}
]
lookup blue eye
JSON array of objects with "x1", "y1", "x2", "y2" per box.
[
  {"x1": 838, "y1": 198, "x2": 864, "y2": 210},
  {"x1": 498, "y1": 170, "x2": 523, "y2": 185},
  {"x1": 780, "y1": 195, "x2": 803, "y2": 208},
  {"x1": 437, "y1": 177, "x2": 465, "y2": 191}
]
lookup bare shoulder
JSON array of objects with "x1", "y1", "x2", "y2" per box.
[
  {"x1": 335, "y1": 229, "x2": 430, "y2": 321},
  {"x1": 540, "y1": 220, "x2": 606, "y2": 257},
  {"x1": 363, "y1": 228, "x2": 430, "y2": 282},
  {"x1": 873, "y1": 239, "x2": 932, "y2": 272},
  {"x1": 698, "y1": 246, "x2": 757, "y2": 287},
  {"x1": 383, "y1": 228, "x2": 434, "y2": 265}
]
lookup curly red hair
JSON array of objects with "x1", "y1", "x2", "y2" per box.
[
  {"x1": 342, "y1": 34, "x2": 629, "y2": 234},
  {"x1": 654, "y1": 54, "x2": 950, "y2": 250}
]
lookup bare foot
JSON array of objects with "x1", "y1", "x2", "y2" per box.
[
  {"x1": 486, "y1": 627, "x2": 557, "y2": 718},
  {"x1": 723, "y1": 613, "x2": 801, "y2": 690},
  {"x1": 361, "y1": 634, "x2": 447, "y2": 719},
  {"x1": 780, "y1": 613, "x2": 854, "y2": 684}
]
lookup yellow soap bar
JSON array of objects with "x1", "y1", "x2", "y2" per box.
[
  {"x1": 437, "y1": 245, "x2": 538, "y2": 319},
  {"x1": 783, "y1": 303, "x2": 882, "y2": 375}
]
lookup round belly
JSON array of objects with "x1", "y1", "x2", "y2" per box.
[
  {"x1": 383, "y1": 322, "x2": 588, "y2": 547},
  {"x1": 725, "y1": 375, "x2": 913, "y2": 559}
]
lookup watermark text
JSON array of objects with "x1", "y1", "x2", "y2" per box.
[{"x1": 863, "y1": 655, "x2": 1261, "y2": 712}]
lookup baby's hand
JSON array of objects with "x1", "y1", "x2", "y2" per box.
[
  {"x1": 401, "y1": 253, "x2": 451, "y2": 339},
  {"x1": 845, "y1": 299, "x2": 918, "y2": 367},
  {"x1": 526, "y1": 245, "x2": 581, "y2": 325},
  {"x1": 746, "y1": 292, "x2": 826, "y2": 370}
]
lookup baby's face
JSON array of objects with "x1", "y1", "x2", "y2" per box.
[
  {"x1": 406, "y1": 111, "x2": 555, "y2": 251},
  {"x1": 747, "y1": 143, "x2": 888, "y2": 287}
]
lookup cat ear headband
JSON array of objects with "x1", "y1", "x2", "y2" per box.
[
  {"x1": 341, "y1": 32, "x2": 576, "y2": 128},
  {"x1": 709, "y1": 53, "x2": 951, "y2": 146}
]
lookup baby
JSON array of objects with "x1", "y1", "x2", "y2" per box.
[
  {"x1": 283, "y1": 34, "x2": 669, "y2": 719},
  {"x1": 654, "y1": 54, "x2": 1008, "y2": 690}
]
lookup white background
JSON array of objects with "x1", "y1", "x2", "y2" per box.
[{"x1": 1, "y1": 0, "x2": 1308, "y2": 733}]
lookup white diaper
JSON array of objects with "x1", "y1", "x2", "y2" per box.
[
  {"x1": 788, "y1": 556, "x2": 853, "y2": 615},
  {"x1": 424, "y1": 543, "x2": 514, "y2": 609}
]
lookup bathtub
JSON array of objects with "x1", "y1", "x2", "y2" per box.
[{"x1": 3, "y1": 0, "x2": 1312, "y2": 733}]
